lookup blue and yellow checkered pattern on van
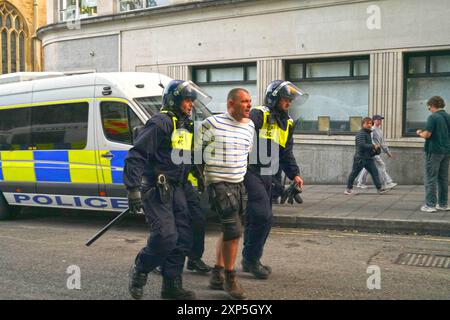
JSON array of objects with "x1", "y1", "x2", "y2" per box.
[{"x1": 0, "y1": 150, "x2": 128, "y2": 184}]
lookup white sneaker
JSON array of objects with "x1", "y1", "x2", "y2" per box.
[
  {"x1": 344, "y1": 189, "x2": 358, "y2": 195},
  {"x1": 421, "y1": 205, "x2": 437, "y2": 213},
  {"x1": 436, "y1": 204, "x2": 450, "y2": 211},
  {"x1": 356, "y1": 183, "x2": 368, "y2": 189},
  {"x1": 385, "y1": 182, "x2": 398, "y2": 189}
]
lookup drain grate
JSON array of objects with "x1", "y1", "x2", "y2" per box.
[{"x1": 395, "y1": 253, "x2": 450, "y2": 269}]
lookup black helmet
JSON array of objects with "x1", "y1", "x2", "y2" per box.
[
  {"x1": 162, "y1": 80, "x2": 198, "y2": 111},
  {"x1": 264, "y1": 80, "x2": 306, "y2": 109}
]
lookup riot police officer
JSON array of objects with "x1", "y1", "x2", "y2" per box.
[
  {"x1": 124, "y1": 80, "x2": 210, "y2": 300},
  {"x1": 242, "y1": 80, "x2": 307, "y2": 279}
]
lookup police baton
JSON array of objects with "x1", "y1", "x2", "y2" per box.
[{"x1": 85, "y1": 208, "x2": 132, "y2": 247}]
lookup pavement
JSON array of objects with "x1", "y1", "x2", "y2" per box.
[{"x1": 271, "y1": 185, "x2": 450, "y2": 236}]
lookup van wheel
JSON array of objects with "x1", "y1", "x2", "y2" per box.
[{"x1": 0, "y1": 193, "x2": 19, "y2": 220}]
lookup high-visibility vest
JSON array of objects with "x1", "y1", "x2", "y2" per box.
[
  {"x1": 161, "y1": 110, "x2": 193, "y2": 151},
  {"x1": 254, "y1": 106, "x2": 293, "y2": 148}
]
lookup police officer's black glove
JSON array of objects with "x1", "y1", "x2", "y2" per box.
[{"x1": 127, "y1": 188, "x2": 143, "y2": 214}]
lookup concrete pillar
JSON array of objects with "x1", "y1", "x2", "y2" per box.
[
  {"x1": 167, "y1": 65, "x2": 189, "y2": 81},
  {"x1": 257, "y1": 59, "x2": 283, "y2": 105},
  {"x1": 46, "y1": 0, "x2": 58, "y2": 24},
  {"x1": 369, "y1": 51, "x2": 404, "y2": 139},
  {"x1": 97, "y1": 0, "x2": 116, "y2": 16}
]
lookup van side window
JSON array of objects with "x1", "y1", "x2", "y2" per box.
[
  {"x1": 0, "y1": 108, "x2": 32, "y2": 150},
  {"x1": 100, "y1": 101, "x2": 143, "y2": 145},
  {"x1": 31, "y1": 102, "x2": 89, "y2": 150}
]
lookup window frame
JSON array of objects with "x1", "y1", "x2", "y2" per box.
[
  {"x1": 286, "y1": 56, "x2": 370, "y2": 135},
  {"x1": 0, "y1": 102, "x2": 90, "y2": 151},
  {"x1": 402, "y1": 50, "x2": 450, "y2": 137},
  {"x1": 59, "y1": 0, "x2": 98, "y2": 22},
  {"x1": 192, "y1": 63, "x2": 257, "y2": 86},
  {"x1": 100, "y1": 101, "x2": 143, "y2": 146},
  {"x1": 117, "y1": 0, "x2": 168, "y2": 13}
]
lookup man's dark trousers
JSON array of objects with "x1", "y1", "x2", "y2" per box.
[
  {"x1": 243, "y1": 170, "x2": 273, "y2": 263},
  {"x1": 347, "y1": 157, "x2": 382, "y2": 189},
  {"x1": 135, "y1": 185, "x2": 192, "y2": 279}
]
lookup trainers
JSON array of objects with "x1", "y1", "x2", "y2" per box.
[
  {"x1": 344, "y1": 189, "x2": 358, "y2": 195},
  {"x1": 421, "y1": 205, "x2": 438, "y2": 213},
  {"x1": 385, "y1": 182, "x2": 398, "y2": 189},
  {"x1": 436, "y1": 204, "x2": 450, "y2": 211},
  {"x1": 208, "y1": 266, "x2": 224, "y2": 290},
  {"x1": 356, "y1": 183, "x2": 368, "y2": 189},
  {"x1": 187, "y1": 258, "x2": 212, "y2": 273},
  {"x1": 224, "y1": 270, "x2": 247, "y2": 300},
  {"x1": 377, "y1": 188, "x2": 389, "y2": 194}
]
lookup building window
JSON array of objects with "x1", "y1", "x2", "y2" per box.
[
  {"x1": 193, "y1": 64, "x2": 257, "y2": 114},
  {"x1": 0, "y1": 2, "x2": 28, "y2": 74},
  {"x1": 287, "y1": 57, "x2": 370, "y2": 134},
  {"x1": 59, "y1": 0, "x2": 97, "y2": 22},
  {"x1": 118, "y1": 0, "x2": 169, "y2": 12},
  {"x1": 403, "y1": 51, "x2": 450, "y2": 136}
]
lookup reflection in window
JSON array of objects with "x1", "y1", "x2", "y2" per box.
[
  {"x1": 59, "y1": 0, "x2": 97, "y2": 21},
  {"x1": 193, "y1": 64, "x2": 257, "y2": 113},
  {"x1": 288, "y1": 57, "x2": 370, "y2": 134},
  {"x1": 404, "y1": 51, "x2": 450, "y2": 135},
  {"x1": 118, "y1": 0, "x2": 169, "y2": 12},
  {"x1": 100, "y1": 102, "x2": 143, "y2": 145},
  {"x1": 31, "y1": 103, "x2": 89, "y2": 150}
]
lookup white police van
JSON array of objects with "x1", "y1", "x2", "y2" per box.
[{"x1": 0, "y1": 72, "x2": 209, "y2": 220}]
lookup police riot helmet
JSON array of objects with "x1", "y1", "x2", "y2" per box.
[
  {"x1": 264, "y1": 80, "x2": 307, "y2": 110},
  {"x1": 162, "y1": 80, "x2": 199, "y2": 111}
]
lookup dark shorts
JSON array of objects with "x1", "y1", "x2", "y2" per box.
[{"x1": 208, "y1": 181, "x2": 246, "y2": 241}]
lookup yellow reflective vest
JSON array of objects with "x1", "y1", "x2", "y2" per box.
[
  {"x1": 254, "y1": 106, "x2": 294, "y2": 148},
  {"x1": 161, "y1": 110, "x2": 194, "y2": 151}
]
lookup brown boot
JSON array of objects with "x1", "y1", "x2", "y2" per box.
[
  {"x1": 224, "y1": 270, "x2": 247, "y2": 300},
  {"x1": 208, "y1": 265, "x2": 224, "y2": 290}
]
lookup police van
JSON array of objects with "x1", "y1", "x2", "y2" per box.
[{"x1": 0, "y1": 72, "x2": 210, "y2": 220}]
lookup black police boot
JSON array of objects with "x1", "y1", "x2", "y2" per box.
[
  {"x1": 161, "y1": 276, "x2": 196, "y2": 300},
  {"x1": 187, "y1": 258, "x2": 212, "y2": 273},
  {"x1": 128, "y1": 265, "x2": 148, "y2": 300},
  {"x1": 241, "y1": 259, "x2": 270, "y2": 279}
]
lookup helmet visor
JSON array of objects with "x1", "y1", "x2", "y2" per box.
[
  {"x1": 274, "y1": 81, "x2": 309, "y2": 105},
  {"x1": 176, "y1": 80, "x2": 213, "y2": 120}
]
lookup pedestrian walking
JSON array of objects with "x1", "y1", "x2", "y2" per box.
[
  {"x1": 345, "y1": 117, "x2": 389, "y2": 195},
  {"x1": 356, "y1": 115, "x2": 397, "y2": 189}
]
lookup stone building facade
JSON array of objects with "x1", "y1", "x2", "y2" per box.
[{"x1": 37, "y1": 0, "x2": 450, "y2": 184}]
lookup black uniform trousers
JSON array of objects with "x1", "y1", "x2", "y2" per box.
[
  {"x1": 184, "y1": 182, "x2": 206, "y2": 260},
  {"x1": 242, "y1": 170, "x2": 273, "y2": 263},
  {"x1": 135, "y1": 185, "x2": 193, "y2": 280}
]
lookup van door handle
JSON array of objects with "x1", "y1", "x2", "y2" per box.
[{"x1": 101, "y1": 152, "x2": 114, "y2": 159}]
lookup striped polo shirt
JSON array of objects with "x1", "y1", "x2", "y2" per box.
[{"x1": 201, "y1": 113, "x2": 255, "y2": 185}]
